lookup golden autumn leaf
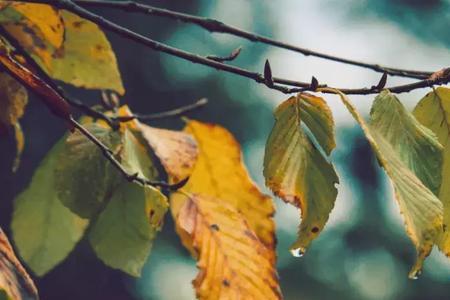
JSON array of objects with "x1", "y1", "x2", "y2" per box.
[
  {"x1": 264, "y1": 93, "x2": 338, "y2": 254},
  {"x1": 0, "y1": 40, "x2": 71, "y2": 120},
  {"x1": 48, "y1": 11, "x2": 125, "y2": 94},
  {"x1": 323, "y1": 88, "x2": 443, "y2": 278},
  {"x1": 172, "y1": 120, "x2": 276, "y2": 250},
  {"x1": 175, "y1": 194, "x2": 281, "y2": 300},
  {"x1": 138, "y1": 123, "x2": 199, "y2": 183},
  {"x1": 0, "y1": 2, "x2": 64, "y2": 70},
  {"x1": 413, "y1": 87, "x2": 450, "y2": 255},
  {"x1": 6, "y1": 2, "x2": 64, "y2": 48},
  {"x1": 0, "y1": 228, "x2": 38, "y2": 300}
]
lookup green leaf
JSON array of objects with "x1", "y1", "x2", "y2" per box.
[
  {"x1": 89, "y1": 182, "x2": 168, "y2": 276},
  {"x1": 263, "y1": 93, "x2": 338, "y2": 254},
  {"x1": 47, "y1": 11, "x2": 124, "y2": 94},
  {"x1": 89, "y1": 128, "x2": 166, "y2": 276},
  {"x1": 120, "y1": 129, "x2": 159, "y2": 181},
  {"x1": 371, "y1": 90, "x2": 442, "y2": 195},
  {"x1": 55, "y1": 123, "x2": 122, "y2": 218},
  {"x1": 413, "y1": 87, "x2": 450, "y2": 255},
  {"x1": 298, "y1": 93, "x2": 336, "y2": 155},
  {"x1": 11, "y1": 140, "x2": 89, "y2": 276},
  {"x1": 326, "y1": 88, "x2": 443, "y2": 278}
]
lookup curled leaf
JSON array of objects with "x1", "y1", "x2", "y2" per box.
[
  {"x1": 322, "y1": 88, "x2": 443, "y2": 278},
  {"x1": 138, "y1": 124, "x2": 198, "y2": 183},
  {"x1": 264, "y1": 93, "x2": 338, "y2": 253}
]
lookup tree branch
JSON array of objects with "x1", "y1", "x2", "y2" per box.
[
  {"x1": 115, "y1": 97, "x2": 208, "y2": 122},
  {"x1": 0, "y1": 39, "x2": 184, "y2": 191},
  {"x1": 51, "y1": 0, "x2": 433, "y2": 79},
  {"x1": 20, "y1": 0, "x2": 450, "y2": 95}
]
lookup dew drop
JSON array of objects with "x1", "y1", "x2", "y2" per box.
[
  {"x1": 290, "y1": 247, "x2": 305, "y2": 258},
  {"x1": 408, "y1": 268, "x2": 422, "y2": 280}
]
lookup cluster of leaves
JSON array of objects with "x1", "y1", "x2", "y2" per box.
[
  {"x1": 265, "y1": 87, "x2": 449, "y2": 280},
  {"x1": 0, "y1": 3, "x2": 280, "y2": 299},
  {"x1": 0, "y1": 2, "x2": 450, "y2": 300}
]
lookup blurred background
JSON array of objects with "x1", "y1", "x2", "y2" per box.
[{"x1": 1, "y1": 0, "x2": 450, "y2": 299}]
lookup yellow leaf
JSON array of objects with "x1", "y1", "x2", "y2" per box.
[
  {"x1": 172, "y1": 120, "x2": 276, "y2": 250},
  {"x1": 138, "y1": 124, "x2": 199, "y2": 183},
  {"x1": 264, "y1": 94, "x2": 338, "y2": 254},
  {"x1": 0, "y1": 228, "x2": 38, "y2": 300},
  {"x1": 49, "y1": 11, "x2": 124, "y2": 94},
  {"x1": 323, "y1": 88, "x2": 443, "y2": 278},
  {"x1": 8, "y1": 3, "x2": 64, "y2": 48},
  {"x1": 0, "y1": 3, "x2": 64, "y2": 70},
  {"x1": 175, "y1": 194, "x2": 281, "y2": 300},
  {"x1": 413, "y1": 87, "x2": 450, "y2": 256}
]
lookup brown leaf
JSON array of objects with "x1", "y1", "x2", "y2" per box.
[
  {"x1": 175, "y1": 194, "x2": 281, "y2": 300},
  {"x1": 138, "y1": 124, "x2": 198, "y2": 183},
  {"x1": 0, "y1": 228, "x2": 38, "y2": 300}
]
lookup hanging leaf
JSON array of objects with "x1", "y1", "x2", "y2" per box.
[
  {"x1": 4, "y1": 3, "x2": 64, "y2": 48},
  {"x1": 413, "y1": 87, "x2": 450, "y2": 255},
  {"x1": 172, "y1": 120, "x2": 276, "y2": 250},
  {"x1": 0, "y1": 228, "x2": 38, "y2": 300},
  {"x1": 55, "y1": 123, "x2": 122, "y2": 218},
  {"x1": 11, "y1": 140, "x2": 89, "y2": 276},
  {"x1": 89, "y1": 181, "x2": 168, "y2": 277},
  {"x1": 264, "y1": 93, "x2": 338, "y2": 254},
  {"x1": 323, "y1": 88, "x2": 443, "y2": 278},
  {"x1": 0, "y1": 5, "x2": 124, "y2": 94},
  {"x1": 175, "y1": 194, "x2": 281, "y2": 300},
  {"x1": 88, "y1": 125, "x2": 167, "y2": 276},
  {"x1": 371, "y1": 91, "x2": 442, "y2": 195},
  {"x1": 48, "y1": 11, "x2": 124, "y2": 94},
  {"x1": 138, "y1": 123, "x2": 198, "y2": 183}
]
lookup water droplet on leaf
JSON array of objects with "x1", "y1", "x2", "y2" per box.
[
  {"x1": 408, "y1": 268, "x2": 422, "y2": 280},
  {"x1": 290, "y1": 247, "x2": 305, "y2": 258}
]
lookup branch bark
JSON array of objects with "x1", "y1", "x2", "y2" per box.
[
  {"x1": 18, "y1": 0, "x2": 450, "y2": 95},
  {"x1": 45, "y1": 0, "x2": 433, "y2": 79}
]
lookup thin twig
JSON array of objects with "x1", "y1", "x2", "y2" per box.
[
  {"x1": 115, "y1": 97, "x2": 208, "y2": 121},
  {"x1": 206, "y1": 47, "x2": 242, "y2": 62},
  {"x1": 53, "y1": 0, "x2": 433, "y2": 79},
  {"x1": 21, "y1": 0, "x2": 450, "y2": 95},
  {"x1": 0, "y1": 25, "x2": 118, "y2": 127},
  {"x1": 0, "y1": 39, "x2": 184, "y2": 191},
  {"x1": 70, "y1": 117, "x2": 187, "y2": 190}
]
